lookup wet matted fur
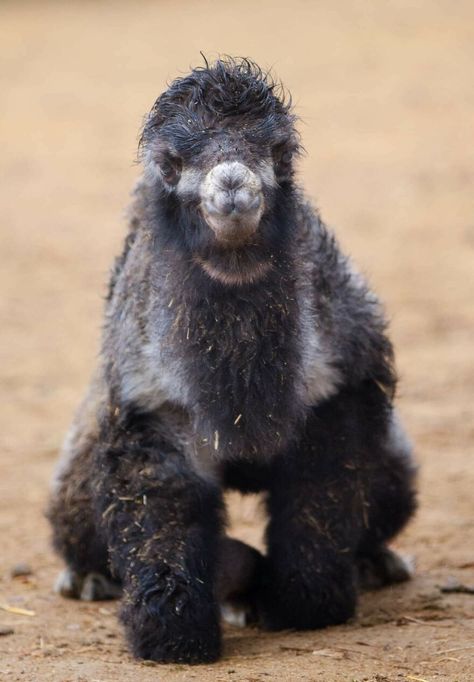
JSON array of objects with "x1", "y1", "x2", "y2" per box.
[{"x1": 48, "y1": 57, "x2": 417, "y2": 664}]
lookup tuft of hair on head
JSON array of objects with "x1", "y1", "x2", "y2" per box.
[{"x1": 138, "y1": 55, "x2": 299, "y2": 159}]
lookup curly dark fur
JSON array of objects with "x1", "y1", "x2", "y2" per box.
[
  {"x1": 48, "y1": 57, "x2": 417, "y2": 664},
  {"x1": 139, "y1": 57, "x2": 297, "y2": 158}
]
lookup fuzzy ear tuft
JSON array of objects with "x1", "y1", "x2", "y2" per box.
[
  {"x1": 143, "y1": 139, "x2": 183, "y2": 188},
  {"x1": 157, "y1": 150, "x2": 183, "y2": 187},
  {"x1": 272, "y1": 143, "x2": 294, "y2": 182}
]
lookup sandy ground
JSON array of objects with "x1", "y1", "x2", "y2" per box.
[{"x1": 1, "y1": 1, "x2": 473, "y2": 680}]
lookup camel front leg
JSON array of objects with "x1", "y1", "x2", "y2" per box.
[{"x1": 93, "y1": 413, "x2": 224, "y2": 664}]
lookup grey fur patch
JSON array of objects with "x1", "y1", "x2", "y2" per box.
[
  {"x1": 256, "y1": 159, "x2": 277, "y2": 188},
  {"x1": 51, "y1": 372, "x2": 103, "y2": 494},
  {"x1": 109, "y1": 249, "x2": 191, "y2": 412},
  {"x1": 296, "y1": 236, "x2": 342, "y2": 405},
  {"x1": 220, "y1": 603, "x2": 248, "y2": 627},
  {"x1": 142, "y1": 149, "x2": 162, "y2": 187},
  {"x1": 54, "y1": 568, "x2": 121, "y2": 601},
  {"x1": 119, "y1": 340, "x2": 189, "y2": 411},
  {"x1": 298, "y1": 293, "x2": 342, "y2": 404},
  {"x1": 80, "y1": 572, "x2": 122, "y2": 601},
  {"x1": 387, "y1": 410, "x2": 413, "y2": 460},
  {"x1": 54, "y1": 567, "x2": 82, "y2": 599},
  {"x1": 357, "y1": 547, "x2": 415, "y2": 591},
  {"x1": 176, "y1": 167, "x2": 204, "y2": 198}
]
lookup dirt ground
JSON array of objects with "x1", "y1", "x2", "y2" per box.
[{"x1": 1, "y1": 1, "x2": 473, "y2": 680}]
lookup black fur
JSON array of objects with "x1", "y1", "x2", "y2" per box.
[
  {"x1": 95, "y1": 408, "x2": 223, "y2": 662},
  {"x1": 259, "y1": 381, "x2": 415, "y2": 630},
  {"x1": 48, "y1": 57, "x2": 417, "y2": 665},
  {"x1": 139, "y1": 57, "x2": 298, "y2": 164}
]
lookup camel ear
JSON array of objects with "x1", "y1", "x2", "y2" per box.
[
  {"x1": 272, "y1": 143, "x2": 294, "y2": 182},
  {"x1": 153, "y1": 142, "x2": 183, "y2": 187},
  {"x1": 142, "y1": 138, "x2": 183, "y2": 188}
]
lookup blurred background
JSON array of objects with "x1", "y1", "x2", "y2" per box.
[{"x1": 1, "y1": 2, "x2": 473, "y2": 680}]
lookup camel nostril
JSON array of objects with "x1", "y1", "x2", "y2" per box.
[
  {"x1": 234, "y1": 191, "x2": 261, "y2": 214},
  {"x1": 206, "y1": 194, "x2": 235, "y2": 216},
  {"x1": 231, "y1": 189, "x2": 261, "y2": 215},
  {"x1": 207, "y1": 190, "x2": 261, "y2": 217}
]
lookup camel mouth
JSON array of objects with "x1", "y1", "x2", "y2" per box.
[
  {"x1": 201, "y1": 209, "x2": 263, "y2": 247},
  {"x1": 202, "y1": 194, "x2": 262, "y2": 218}
]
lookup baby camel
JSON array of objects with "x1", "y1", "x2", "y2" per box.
[{"x1": 48, "y1": 57, "x2": 417, "y2": 664}]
